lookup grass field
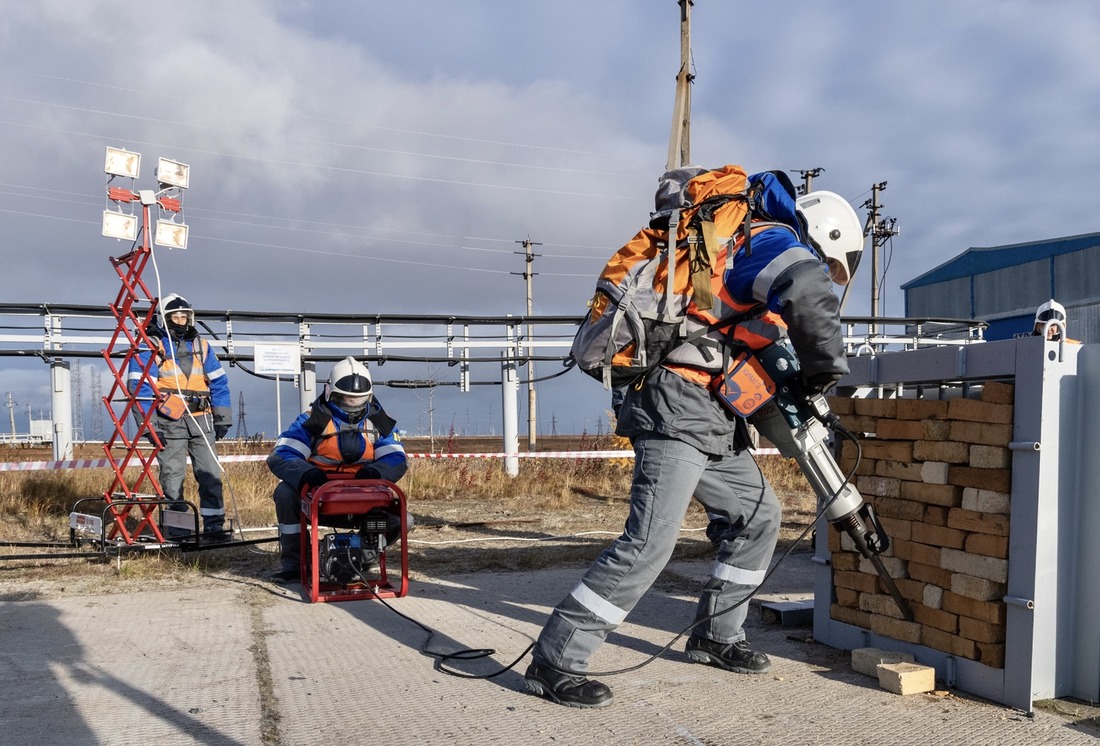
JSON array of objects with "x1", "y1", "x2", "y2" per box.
[{"x1": 0, "y1": 434, "x2": 816, "y2": 592}]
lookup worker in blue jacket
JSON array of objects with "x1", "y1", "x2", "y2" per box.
[
  {"x1": 266, "y1": 356, "x2": 408, "y2": 583},
  {"x1": 128, "y1": 293, "x2": 232, "y2": 541},
  {"x1": 525, "y1": 169, "x2": 862, "y2": 708}
]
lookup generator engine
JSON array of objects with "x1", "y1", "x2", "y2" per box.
[{"x1": 319, "y1": 510, "x2": 393, "y2": 586}]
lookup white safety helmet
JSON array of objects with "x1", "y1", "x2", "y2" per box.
[
  {"x1": 161, "y1": 294, "x2": 197, "y2": 341},
  {"x1": 162, "y1": 293, "x2": 194, "y2": 326},
  {"x1": 327, "y1": 356, "x2": 373, "y2": 418},
  {"x1": 796, "y1": 191, "x2": 864, "y2": 286},
  {"x1": 1034, "y1": 299, "x2": 1067, "y2": 339}
]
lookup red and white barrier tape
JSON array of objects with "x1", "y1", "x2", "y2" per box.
[{"x1": 0, "y1": 448, "x2": 779, "y2": 472}]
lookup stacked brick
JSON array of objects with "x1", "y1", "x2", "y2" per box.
[{"x1": 825, "y1": 381, "x2": 1014, "y2": 670}]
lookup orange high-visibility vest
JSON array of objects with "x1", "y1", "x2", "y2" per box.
[
  {"x1": 306, "y1": 418, "x2": 377, "y2": 475},
  {"x1": 155, "y1": 338, "x2": 214, "y2": 414}
]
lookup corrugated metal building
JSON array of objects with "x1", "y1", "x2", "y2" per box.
[{"x1": 901, "y1": 231, "x2": 1100, "y2": 342}]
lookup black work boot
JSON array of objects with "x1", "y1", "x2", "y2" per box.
[
  {"x1": 524, "y1": 659, "x2": 613, "y2": 708},
  {"x1": 272, "y1": 534, "x2": 301, "y2": 584},
  {"x1": 685, "y1": 636, "x2": 772, "y2": 674},
  {"x1": 202, "y1": 525, "x2": 231, "y2": 543}
]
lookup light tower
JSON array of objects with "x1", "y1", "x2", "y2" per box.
[{"x1": 98, "y1": 146, "x2": 192, "y2": 544}]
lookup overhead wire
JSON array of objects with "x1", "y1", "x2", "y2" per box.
[
  {"x1": 144, "y1": 246, "x2": 272, "y2": 556},
  {"x1": 0, "y1": 181, "x2": 613, "y2": 277},
  {"x1": 0, "y1": 65, "x2": 635, "y2": 159}
]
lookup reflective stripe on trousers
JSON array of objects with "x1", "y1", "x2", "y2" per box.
[
  {"x1": 157, "y1": 432, "x2": 225, "y2": 532},
  {"x1": 533, "y1": 432, "x2": 781, "y2": 672}
]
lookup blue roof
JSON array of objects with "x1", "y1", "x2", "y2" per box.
[{"x1": 901, "y1": 231, "x2": 1100, "y2": 290}]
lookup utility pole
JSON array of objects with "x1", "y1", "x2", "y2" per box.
[
  {"x1": 793, "y1": 167, "x2": 825, "y2": 196},
  {"x1": 666, "y1": 0, "x2": 693, "y2": 170},
  {"x1": 4, "y1": 392, "x2": 15, "y2": 437},
  {"x1": 90, "y1": 368, "x2": 103, "y2": 441},
  {"x1": 72, "y1": 359, "x2": 84, "y2": 443},
  {"x1": 513, "y1": 236, "x2": 541, "y2": 449},
  {"x1": 861, "y1": 182, "x2": 900, "y2": 338}
]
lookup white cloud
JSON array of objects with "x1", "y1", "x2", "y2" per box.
[{"x1": 1, "y1": 0, "x2": 1098, "y2": 432}]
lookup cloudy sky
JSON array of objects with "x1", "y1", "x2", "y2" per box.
[{"x1": 1, "y1": 0, "x2": 1098, "y2": 440}]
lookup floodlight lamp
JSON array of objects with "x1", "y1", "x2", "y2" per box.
[
  {"x1": 155, "y1": 219, "x2": 189, "y2": 250},
  {"x1": 102, "y1": 210, "x2": 138, "y2": 241},
  {"x1": 104, "y1": 147, "x2": 140, "y2": 179},
  {"x1": 156, "y1": 157, "x2": 190, "y2": 189}
]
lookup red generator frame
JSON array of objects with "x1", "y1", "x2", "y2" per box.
[{"x1": 299, "y1": 479, "x2": 409, "y2": 603}]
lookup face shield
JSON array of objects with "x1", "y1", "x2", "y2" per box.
[
  {"x1": 327, "y1": 357, "x2": 373, "y2": 421},
  {"x1": 330, "y1": 392, "x2": 371, "y2": 415}
]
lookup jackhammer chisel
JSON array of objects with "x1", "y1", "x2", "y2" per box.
[{"x1": 747, "y1": 341, "x2": 914, "y2": 621}]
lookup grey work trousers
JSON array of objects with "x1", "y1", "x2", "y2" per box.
[
  {"x1": 273, "y1": 480, "x2": 303, "y2": 572},
  {"x1": 158, "y1": 432, "x2": 225, "y2": 533},
  {"x1": 533, "y1": 432, "x2": 781, "y2": 673}
]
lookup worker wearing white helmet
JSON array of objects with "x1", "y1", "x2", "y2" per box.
[
  {"x1": 266, "y1": 357, "x2": 408, "y2": 583},
  {"x1": 796, "y1": 190, "x2": 864, "y2": 287},
  {"x1": 526, "y1": 169, "x2": 859, "y2": 709},
  {"x1": 128, "y1": 292, "x2": 233, "y2": 541},
  {"x1": 1033, "y1": 299, "x2": 1067, "y2": 341}
]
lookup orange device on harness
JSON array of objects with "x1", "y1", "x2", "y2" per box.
[
  {"x1": 155, "y1": 392, "x2": 188, "y2": 421},
  {"x1": 710, "y1": 350, "x2": 776, "y2": 417}
]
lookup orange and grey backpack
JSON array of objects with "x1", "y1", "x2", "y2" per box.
[{"x1": 570, "y1": 164, "x2": 794, "y2": 389}]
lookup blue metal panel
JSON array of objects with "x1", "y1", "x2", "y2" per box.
[
  {"x1": 904, "y1": 276, "x2": 971, "y2": 319},
  {"x1": 972, "y1": 259, "x2": 1051, "y2": 316},
  {"x1": 985, "y1": 315, "x2": 1032, "y2": 341},
  {"x1": 902, "y1": 232, "x2": 1100, "y2": 290},
  {"x1": 1053, "y1": 245, "x2": 1100, "y2": 301}
]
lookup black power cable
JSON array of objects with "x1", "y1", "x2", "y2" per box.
[{"x1": 340, "y1": 420, "x2": 862, "y2": 682}]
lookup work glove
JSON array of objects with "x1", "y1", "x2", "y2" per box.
[
  {"x1": 800, "y1": 371, "x2": 843, "y2": 396},
  {"x1": 355, "y1": 465, "x2": 382, "y2": 480},
  {"x1": 214, "y1": 424, "x2": 231, "y2": 441},
  {"x1": 298, "y1": 468, "x2": 329, "y2": 492}
]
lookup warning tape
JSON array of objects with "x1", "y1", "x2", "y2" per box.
[{"x1": 0, "y1": 448, "x2": 780, "y2": 472}]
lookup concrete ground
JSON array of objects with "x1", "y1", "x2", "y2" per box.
[{"x1": 1, "y1": 553, "x2": 1095, "y2": 745}]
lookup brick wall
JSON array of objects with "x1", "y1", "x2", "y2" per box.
[{"x1": 825, "y1": 380, "x2": 1014, "y2": 669}]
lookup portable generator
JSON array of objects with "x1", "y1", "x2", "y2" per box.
[
  {"x1": 301, "y1": 480, "x2": 410, "y2": 602},
  {"x1": 317, "y1": 509, "x2": 393, "y2": 586}
]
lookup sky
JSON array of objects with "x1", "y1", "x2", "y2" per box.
[{"x1": 1, "y1": 0, "x2": 1098, "y2": 440}]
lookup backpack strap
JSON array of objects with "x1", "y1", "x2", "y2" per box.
[
  {"x1": 689, "y1": 192, "x2": 747, "y2": 312},
  {"x1": 678, "y1": 302, "x2": 768, "y2": 363},
  {"x1": 665, "y1": 208, "x2": 682, "y2": 322},
  {"x1": 691, "y1": 222, "x2": 715, "y2": 311}
]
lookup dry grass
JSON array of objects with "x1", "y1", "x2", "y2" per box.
[{"x1": 0, "y1": 441, "x2": 815, "y2": 593}]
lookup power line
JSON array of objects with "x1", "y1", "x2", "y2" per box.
[
  {"x1": 236, "y1": 391, "x2": 249, "y2": 439},
  {"x1": 0, "y1": 66, "x2": 632, "y2": 160}
]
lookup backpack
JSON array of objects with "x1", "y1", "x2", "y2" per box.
[{"x1": 570, "y1": 165, "x2": 797, "y2": 389}]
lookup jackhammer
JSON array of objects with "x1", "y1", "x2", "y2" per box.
[{"x1": 742, "y1": 340, "x2": 914, "y2": 621}]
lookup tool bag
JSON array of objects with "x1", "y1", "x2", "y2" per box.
[{"x1": 571, "y1": 164, "x2": 788, "y2": 389}]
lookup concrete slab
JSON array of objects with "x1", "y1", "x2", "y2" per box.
[{"x1": 1, "y1": 551, "x2": 1096, "y2": 745}]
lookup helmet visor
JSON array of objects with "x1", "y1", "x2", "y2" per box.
[
  {"x1": 331, "y1": 393, "x2": 371, "y2": 412},
  {"x1": 167, "y1": 310, "x2": 194, "y2": 326}
]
